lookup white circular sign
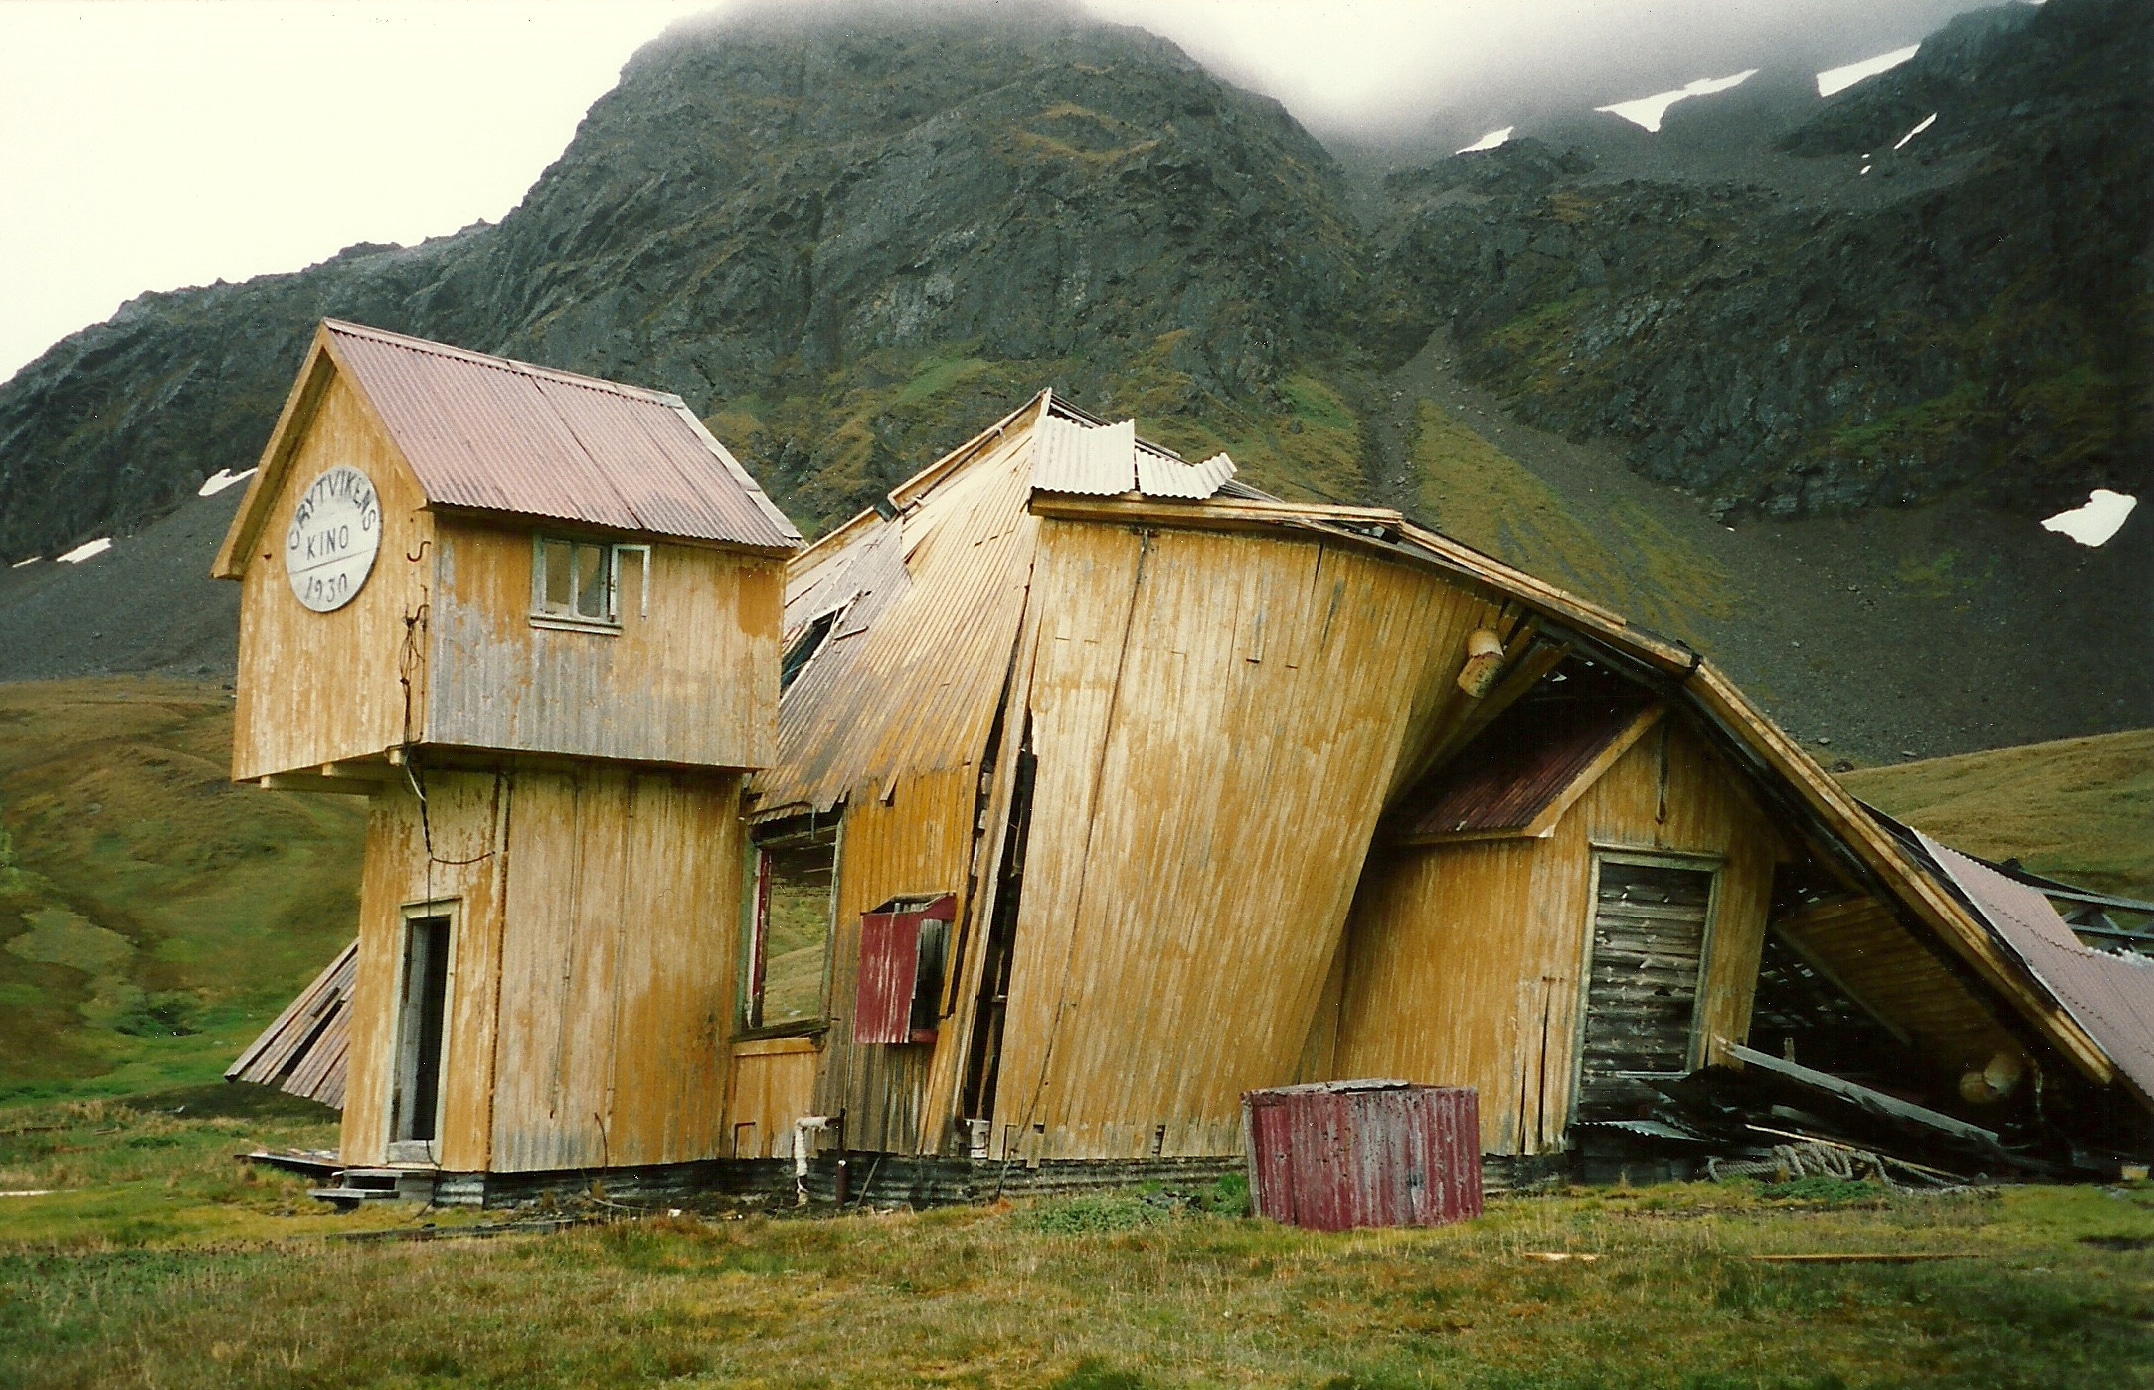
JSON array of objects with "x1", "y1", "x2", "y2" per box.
[{"x1": 285, "y1": 466, "x2": 382, "y2": 612}]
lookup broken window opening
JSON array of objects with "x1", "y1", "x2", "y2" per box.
[
  {"x1": 389, "y1": 908, "x2": 454, "y2": 1154},
  {"x1": 531, "y1": 536, "x2": 648, "y2": 627},
  {"x1": 746, "y1": 822, "x2": 838, "y2": 1034},
  {"x1": 781, "y1": 607, "x2": 843, "y2": 693},
  {"x1": 963, "y1": 735, "x2": 1036, "y2": 1123}
]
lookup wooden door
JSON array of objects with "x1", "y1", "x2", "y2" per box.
[{"x1": 1575, "y1": 858, "x2": 1714, "y2": 1120}]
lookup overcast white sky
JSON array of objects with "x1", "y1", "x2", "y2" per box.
[{"x1": 0, "y1": 0, "x2": 1977, "y2": 386}]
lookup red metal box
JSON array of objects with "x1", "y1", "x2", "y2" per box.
[{"x1": 1242, "y1": 1080, "x2": 1482, "y2": 1230}]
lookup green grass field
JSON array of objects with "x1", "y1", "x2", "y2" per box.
[
  {"x1": 1838, "y1": 730, "x2": 2154, "y2": 899},
  {"x1": 2, "y1": 1090, "x2": 2150, "y2": 1388}
]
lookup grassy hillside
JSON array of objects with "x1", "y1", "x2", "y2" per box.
[
  {"x1": 1410, "y1": 400, "x2": 1739, "y2": 642},
  {"x1": 0, "y1": 679, "x2": 364, "y2": 1103},
  {"x1": 1838, "y1": 730, "x2": 2154, "y2": 898}
]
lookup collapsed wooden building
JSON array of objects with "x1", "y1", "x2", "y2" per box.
[{"x1": 224, "y1": 324, "x2": 2154, "y2": 1204}]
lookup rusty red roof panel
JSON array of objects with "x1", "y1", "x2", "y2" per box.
[
  {"x1": 1922, "y1": 834, "x2": 2154, "y2": 1100},
  {"x1": 323, "y1": 320, "x2": 798, "y2": 550},
  {"x1": 1391, "y1": 693, "x2": 1650, "y2": 840}
]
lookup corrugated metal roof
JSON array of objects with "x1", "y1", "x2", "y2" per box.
[
  {"x1": 323, "y1": 320, "x2": 799, "y2": 550},
  {"x1": 755, "y1": 417, "x2": 1041, "y2": 815},
  {"x1": 226, "y1": 939, "x2": 356, "y2": 1109},
  {"x1": 1389, "y1": 693, "x2": 1653, "y2": 840},
  {"x1": 1031, "y1": 411, "x2": 1236, "y2": 501},
  {"x1": 1032, "y1": 415, "x2": 1136, "y2": 495},
  {"x1": 1137, "y1": 449, "x2": 1238, "y2": 499},
  {"x1": 1921, "y1": 834, "x2": 2154, "y2": 1100}
]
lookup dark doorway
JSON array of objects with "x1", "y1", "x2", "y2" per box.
[{"x1": 391, "y1": 913, "x2": 453, "y2": 1146}]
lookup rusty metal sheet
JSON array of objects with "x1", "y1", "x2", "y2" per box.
[
  {"x1": 1391, "y1": 693, "x2": 1650, "y2": 840},
  {"x1": 1922, "y1": 834, "x2": 2154, "y2": 1100},
  {"x1": 852, "y1": 895, "x2": 956, "y2": 1046},
  {"x1": 1243, "y1": 1081, "x2": 1483, "y2": 1230},
  {"x1": 226, "y1": 939, "x2": 357, "y2": 1109},
  {"x1": 323, "y1": 320, "x2": 799, "y2": 550},
  {"x1": 853, "y1": 908, "x2": 920, "y2": 1046}
]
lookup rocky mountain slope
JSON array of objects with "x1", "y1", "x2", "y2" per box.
[
  {"x1": 0, "y1": 7, "x2": 1374, "y2": 562},
  {"x1": 1375, "y1": 0, "x2": 2150, "y2": 521},
  {"x1": 0, "y1": 0, "x2": 2146, "y2": 761}
]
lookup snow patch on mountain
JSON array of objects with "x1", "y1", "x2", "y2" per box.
[
  {"x1": 1893, "y1": 113, "x2": 1939, "y2": 150},
  {"x1": 197, "y1": 467, "x2": 256, "y2": 498},
  {"x1": 1817, "y1": 44, "x2": 1920, "y2": 98},
  {"x1": 1596, "y1": 70, "x2": 1757, "y2": 134},
  {"x1": 2041, "y1": 490, "x2": 2137, "y2": 547}
]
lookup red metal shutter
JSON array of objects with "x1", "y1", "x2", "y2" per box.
[
  {"x1": 853, "y1": 894, "x2": 960, "y2": 1046},
  {"x1": 852, "y1": 908, "x2": 922, "y2": 1045}
]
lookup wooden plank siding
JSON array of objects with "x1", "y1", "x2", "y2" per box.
[
  {"x1": 231, "y1": 370, "x2": 435, "y2": 781},
  {"x1": 986, "y1": 519, "x2": 1504, "y2": 1161},
  {"x1": 342, "y1": 770, "x2": 512, "y2": 1170},
  {"x1": 727, "y1": 1038, "x2": 822, "y2": 1159},
  {"x1": 1333, "y1": 715, "x2": 1787, "y2": 1154},
  {"x1": 428, "y1": 516, "x2": 782, "y2": 770},
  {"x1": 340, "y1": 767, "x2": 744, "y2": 1172}
]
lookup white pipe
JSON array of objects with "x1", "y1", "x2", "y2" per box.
[{"x1": 793, "y1": 1116, "x2": 831, "y2": 1205}]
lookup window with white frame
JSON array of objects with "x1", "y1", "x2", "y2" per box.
[{"x1": 532, "y1": 537, "x2": 649, "y2": 627}]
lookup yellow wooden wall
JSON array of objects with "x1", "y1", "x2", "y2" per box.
[
  {"x1": 1333, "y1": 715, "x2": 1788, "y2": 1154},
  {"x1": 232, "y1": 371, "x2": 434, "y2": 781},
  {"x1": 726, "y1": 1038, "x2": 822, "y2": 1159},
  {"x1": 987, "y1": 520, "x2": 1503, "y2": 1161},
  {"x1": 341, "y1": 770, "x2": 506, "y2": 1170},
  {"x1": 428, "y1": 517, "x2": 783, "y2": 770},
  {"x1": 340, "y1": 766, "x2": 745, "y2": 1172}
]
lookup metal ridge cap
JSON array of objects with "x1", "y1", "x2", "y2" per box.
[{"x1": 323, "y1": 318, "x2": 679, "y2": 403}]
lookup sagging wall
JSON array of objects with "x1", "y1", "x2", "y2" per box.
[
  {"x1": 1331, "y1": 715, "x2": 1786, "y2": 1155},
  {"x1": 428, "y1": 517, "x2": 783, "y2": 770},
  {"x1": 232, "y1": 370, "x2": 434, "y2": 781},
  {"x1": 810, "y1": 764, "x2": 981, "y2": 1155},
  {"x1": 341, "y1": 766, "x2": 745, "y2": 1171},
  {"x1": 988, "y1": 520, "x2": 1505, "y2": 1161}
]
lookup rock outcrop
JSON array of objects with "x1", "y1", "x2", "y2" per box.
[{"x1": 1377, "y1": 0, "x2": 2150, "y2": 519}]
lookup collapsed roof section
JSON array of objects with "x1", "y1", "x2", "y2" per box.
[
  {"x1": 1917, "y1": 832, "x2": 2154, "y2": 1101},
  {"x1": 753, "y1": 388, "x2": 2143, "y2": 1116}
]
